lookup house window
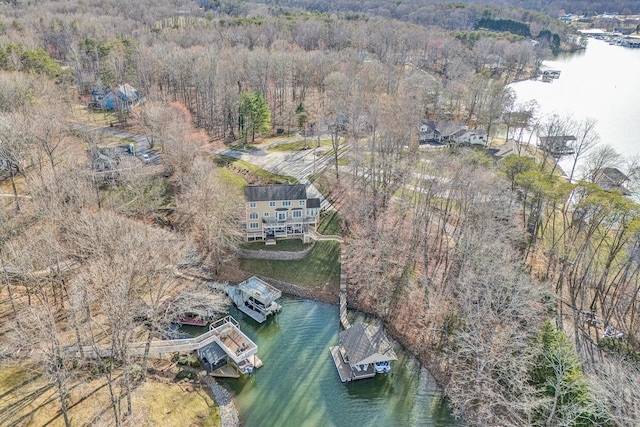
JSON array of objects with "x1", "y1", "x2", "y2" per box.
[
  {"x1": 293, "y1": 210, "x2": 302, "y2": 218},
  {"x1": 299, "y1": 200, "x2": 305, "y2": 206},
  {"x1": 269, "y1": 201, "x2": 276, "y2": 207},
  {"x1": 249, "y1": 222, "x2": 259, "y2": 229},
  {"x1": 263, "y1": 212, "x2": 269, "y2": 217},
  {"x1": 278, "y1": 212, "x2": 287, "y2": 221},
  {"x1": 250, "y1": 202, "x2": 256, "y2": 208},
  {"x1": 249, "y1": 212, "x2": 258, "y2": 219},
  {"x1": 282, "y1": 201, "x2": 291, "y2": 207}
]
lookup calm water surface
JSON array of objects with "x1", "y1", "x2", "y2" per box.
[
  {"x1": 510, "y1": 38, "x2": 640, "y2": 160},
  {"x1": 208, "y1": 297, "x2": 459, "y2": 427}
]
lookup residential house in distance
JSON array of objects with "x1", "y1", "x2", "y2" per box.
[
  {"x1": 419, "y1": 121, "x2": 488, "y2": 147},
  {"x1": 593, "y1": 167, "x2": 631, "y2": 195},
  {"x1": 91, "y1": 83, "x2": 145, "y2": 111},
  {"x1": 538, "y1": 135, "x2": 576, "y2": 157},
  {"x1": 419, "y1": 121, "x2": 468, "y2": 145},
  {"x1": 455, "y1": 129, "x2": 488, "y2": 146},
  {"x1": 244, "y1": 184, "x2": 321, "y2": 244}
]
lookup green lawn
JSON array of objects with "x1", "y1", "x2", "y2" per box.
[
  {"x1": 268, "y1": 139, "x2": 332, "y2": 152},
  {"x1": 240, "y1": 238, "x2": 312, "y2": 252},
  {"x1": 227, "y1": 142, "x2": 257, "y2": 151},
  {"x1": 213, "y1": 155, "x2": 299, "y2": 184},
  {"x1": 216, "y1": 167, "x2": 248, "y2": 191},
  {"x1": 239, "y1": 241, "x2": 340, "y2": 289}
]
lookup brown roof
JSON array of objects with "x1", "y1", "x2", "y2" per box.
[{"x1": 339, "y1": 323, "x2": 397, "y2": 367}]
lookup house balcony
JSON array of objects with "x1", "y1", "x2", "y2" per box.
[{"x1": 262, "y1": 216, "x2": 317, "y2": 225}]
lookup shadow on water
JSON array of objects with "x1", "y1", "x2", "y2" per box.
[{"x1": 205, "y1": 297, "x2": 461, "y2": 427}]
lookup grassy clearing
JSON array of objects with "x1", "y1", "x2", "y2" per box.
[
  {"x1": 101, "y1": 177, "x2": 175, "y2": 211},
  {"x1": 132, "y1": 380, "x2": 219, "y2": 427},
  {"x1": 214, "y1": 154, "x2": 299, "y2": 184},
  {"x1": 240, "y1": 238, "x2": 312, "y2": 252},
  {"x1": 268, "y1": 139, "x2": 332, "y2": 152},
  {"x1": 70, "y1": 104, "x2": 120, "y2": 127},
  {"x1": 216, "y1": 167, "x2": 248, "y2": 191},
  {"x1": 240, "y1": 240, "x2": 340, "y2": 289},
  {"x1": 0, "y1": 362, "x2": 220, "y2": 427}
]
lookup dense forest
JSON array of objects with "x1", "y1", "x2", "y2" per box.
[{"x1": 1, "y1": 0, "x2": 640, "y2": 426}]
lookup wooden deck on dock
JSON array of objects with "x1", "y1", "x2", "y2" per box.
[
  {"x1": 211, "y1": 364, "x2": 240, "y2": 378},
  {"x1": 330, "y1": 346, "x2": 352, "y2": 382}
]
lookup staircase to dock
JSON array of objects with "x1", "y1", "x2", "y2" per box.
[{"x1": 71, "y1": 316, "x2": 258, "y2": 365}]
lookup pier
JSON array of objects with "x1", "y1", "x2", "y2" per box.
[{"x1": 330, "y1": 251, "x2": 397, "y2": 382}]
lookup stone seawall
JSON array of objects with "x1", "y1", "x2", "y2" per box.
[
  {"x1": 257, "y1": 275, "x2": 337, "y2": 305},
  {"x1": 237, "y1": 243, "x2": 315, "y2": 261}
]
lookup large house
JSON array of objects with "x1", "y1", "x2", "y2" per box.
[
  {"x1": 244, "y1": 184, "x2": 321, "y2": 243},
  {"x1": 419, "y1": 121, "x2": 468, "y2": 144}
]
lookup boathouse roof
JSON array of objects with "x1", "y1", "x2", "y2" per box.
[
  {"x1": 244, "y1": 184, "x2": 307, "y2": 202},
  {"x1": 238, "y1": 276, "x2": 282, "y2": 302},
  {"x1": 340, "y1": 323, "x2": 398, "y2": 367}
]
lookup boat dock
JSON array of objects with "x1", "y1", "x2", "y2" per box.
[{"x1": 70, "y1": 316, "x2": 263, "y2": 374}]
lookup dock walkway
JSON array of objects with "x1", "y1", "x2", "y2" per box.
[
  {"x1": 339, "y1": 251, "x2": 350, "y2": 329},
  {"x1": 70, "y1": 316, "x2": 259, "y2": 369}
]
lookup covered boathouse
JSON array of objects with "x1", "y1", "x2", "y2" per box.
[
  {"x1": 330, "y1": 323, "x2": 398, "y2": 382},
  {"x1": 227, "y1": 276, "x2": 282, "y2": 323}
]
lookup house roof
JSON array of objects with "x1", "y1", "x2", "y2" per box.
[
  {"x1": 437, "y1": 121, "x2": 467, "y2": 137},
  {"x1": 118, "y1": 83, "x2": 142, "y2": 102},
  {"x1": 199, "y1": 341, "x2": 227, "y2": 365},
  {"x1": 307, "y1": 198, "x2": 321, "y2": 208},
  {"x1": 340, "y1": 323, "x2": 397, "y2": 367},
  {"x1": 244, "y1": 184, "x2": 307, "y2": 202}
]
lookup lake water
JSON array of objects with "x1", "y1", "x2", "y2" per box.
[
  {"x1": 203, "y1": 297, "x2": 459, "y2": 427},
  {"x1": 510, "y1": 38, "x2": 640, "y2": 163}
]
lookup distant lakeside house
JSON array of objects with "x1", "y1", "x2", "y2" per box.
[
  {"x1": 538, "y1": 135, "x2": 576, "y2": 157},
  {"x1": 244, "y1": 184, "x2": 320, "y2": 244},
  {"x1": 592, "y1": 167, "x2": 631, "y2": 195},
  {"x1": 419, "y1": 121, "x2": 487, "y2": 147}
]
